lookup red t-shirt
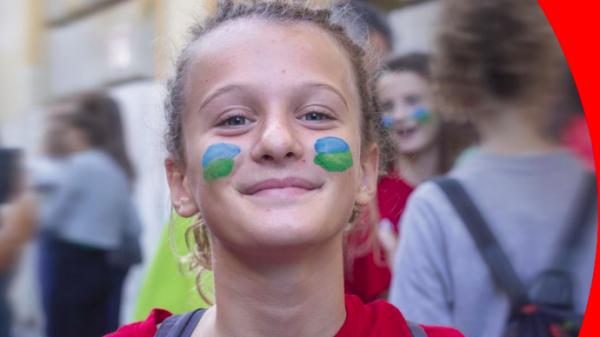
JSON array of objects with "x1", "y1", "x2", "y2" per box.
[
  {"x1": 345, "y1": 173, "x2": 415, "y2": 303},
  {"x1": 105, "y1": 295, "x2": 463, "y2": 337}
]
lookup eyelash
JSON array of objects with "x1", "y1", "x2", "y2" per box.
[
  {"x1": 216, "y1": 109, "x2": 336, "y2": 127},
  {"x1": 299, "y1": 109, "x2": 336, "y2": 122},
  {"x1": 216, "y1": 112, "x2": 253, "y2": 127}
]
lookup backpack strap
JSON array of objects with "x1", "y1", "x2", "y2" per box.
[
  {"x1": 407, "y1": 320, "x2": 427, "y2": 337},
  {"x1": 155, "y1": 309, "x2": 207, "y2": 337},
  {"x1": 551, "y1": 173, "x2": 597, "y2": 270},
  {"x1": 433, "y1": 177, "x2": 530, "y2": 311}
]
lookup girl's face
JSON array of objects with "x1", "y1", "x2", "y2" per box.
[
  {"x1": 377, "y1": 71, "x2": 442, "y2": 155},
  {"x1": 167, "y1": 20, "x2": 379, "y2": 255}
]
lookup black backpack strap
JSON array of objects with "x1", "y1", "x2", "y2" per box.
[
  {"x1": 155, "y1": 309, "x2": 207, "y2": 337},
  {"x1": 551, "y1": 173, "x2": 597, "y2": 270},
  {"x1": 406, "y1": 321, "x2": 427, "y2": 337},
  {"x1": 433, "y1": 178, "x2": 529, "y2": 311}
]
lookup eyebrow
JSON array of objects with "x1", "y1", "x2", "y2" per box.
[
  {"x1": 197, "y1": 84, "x2": 249, "y2": 113},
  {"x1": 302, "y1": 82, "x2": 349, "y2": 110},
  {"x1": 197, "y1": 82, "x2": 350, "y2": 113}
]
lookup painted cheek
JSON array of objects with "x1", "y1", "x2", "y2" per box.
[
  {"x1": 382, "y1": 116, "x2": 394, "y2": 130},
  {"x1": 313, "y1": 137, "x2": 353, "y2": 172},
  {"x1": 412, "y1": 107, "x2": 432, "y2": 125},
  {"x1": 202, "y1": 143, "x2": 242, "y2": 182}
]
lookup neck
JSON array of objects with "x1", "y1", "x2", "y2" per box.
[
  {"x1": 397, "y1": 142, "x2": 441, "y2": 187},
  {"x1": 477, "y1": 108, "x2": 563, "y2": 156},
  {"x1": 202, "y1": 235, "x2": 347, "y2": 337}
]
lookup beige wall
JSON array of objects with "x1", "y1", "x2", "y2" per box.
[
  {"x1": 0, "y1": 0, "x2": 46, "y2": 148},
  {"x1": 0, "y1": 0, "x2": 28, "y2": 126}
]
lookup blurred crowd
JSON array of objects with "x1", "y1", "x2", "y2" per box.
[{"x1": 0, "y1": 0, "x2": 595, "y2": 337}]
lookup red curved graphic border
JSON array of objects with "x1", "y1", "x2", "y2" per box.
[{"x1": 537, "y1": 0, "x2": 600, "y2": 335}]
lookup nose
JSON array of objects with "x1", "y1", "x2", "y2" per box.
[
  {"x1": 392, "y1": 104, "x2": 412, "y2": 123},
  {"x1": 250, "y1": 110, "x2": 304, "y2": 164}
]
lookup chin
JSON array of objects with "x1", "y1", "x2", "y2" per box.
[
  {"x1": 399, "y1": 145, "x2": 426, "y2": 156},
  {"x1": 398, "y1": 137, "x2": 431, "y2": 155},
  {"x1": 257, "y1": 210, "x2": 343, "y2": 246},
  {"x1": 207, "y1": 206, "x2": 350, "y2": 256}
]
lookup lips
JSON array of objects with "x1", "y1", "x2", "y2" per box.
[
  {"x1": 396, "y1": 126, "x2": 418, "y2": 139},
  {"x1": 243, "y1": 177, "x2": 320, "y2": 196}
]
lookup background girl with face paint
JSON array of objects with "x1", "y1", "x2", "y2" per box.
[{"x1": 343, "y1": 53, "x2": 476, "y2": 304}]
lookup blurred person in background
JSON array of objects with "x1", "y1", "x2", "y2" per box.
[
  {"x1": 345, "y1": 53, "x2": 473, "y2": 302},
  {"x1": 0, "y1": 148, "x2": 37, "y2": 337},
  {"x1": 334, "y1": 0, "x2": 393, "y2": 73},
  {"x1": 389, "y1": 1, "x2": 596, "y2": 337},
  {"x1": 345, "y1": 53, "x2": 474, "y2": 302},
  {"x1": 39, "y1": 93, "x2": 142, "y2": 337},
  {"x1": 344, "y1": 53, "x2": 475, "y2": 304},
  {"x1": 376, "y1": 53, "x2": 476, "y2": 265}
]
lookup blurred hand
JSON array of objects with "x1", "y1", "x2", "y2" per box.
[
  {"x1": 377, "y1": 218, "x2": 398, "y2": 270},
  {"x1": 0, "y1": 192, "x2": 38, "y2": 273}
]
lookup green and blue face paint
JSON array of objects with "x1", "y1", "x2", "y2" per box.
[
  {"x1": 412, "y1": 107, "x2": 431, "y2": 125},
  {"x1": 202, "y1": 143, "x2": 241, "y2": 182},
  {"x1": 382, "y1": 108, "x2": 430, "y2": 130},
  {"x1": 313, "y1": 137, "x2": 353, "y2": 172},
  {"x1": 382, "y1": 116, "x2": 394, "y2": 130}
]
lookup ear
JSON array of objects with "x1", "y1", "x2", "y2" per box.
[
  {"x1": 165, "y1": 158, "x2": 199, "y2": 218},
  {"x1": 355, "y1": 143, "x2": 379, "y2": 207}
]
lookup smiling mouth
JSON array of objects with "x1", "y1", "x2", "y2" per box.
[
  {"x1": 396, "y1": 126, "x2": 418, "y2": 139},
  {"x1": 244, "y1": 177, "x2": 320, "y2": 197}
]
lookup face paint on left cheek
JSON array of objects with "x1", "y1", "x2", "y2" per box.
[
  {"x1": 382, "y1": 116, "x2": 394, "y2": 130},
  {"x1": 412, "y1": 107, "x2": 432, "y2": 125},
  {"x1": 313, "y1": 137, "x2": 353, "y2": 172},
  {"x1": 202, "y1": 143, "x2": 241, "y2": 182}
]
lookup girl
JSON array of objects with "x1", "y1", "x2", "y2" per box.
[
  {"x1": 108, "y1": 1, "x2": 463, "y2": 336},
  {"x1": 345, "y1": 53, "x2": 475, "y2": 303},
  {"x1": 39, "y1": 94, "x2": 141, "y2": 337}
]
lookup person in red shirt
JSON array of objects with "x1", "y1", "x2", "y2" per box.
[
  {"x1": 344, "y1": 54, "x2": 475, "y2": 303},
  {"x1": 107, "y1": 0, "x2": 464, "y2": 336}
]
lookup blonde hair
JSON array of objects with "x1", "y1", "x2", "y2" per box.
[{"x1": 165, "y1": 0, "x2": 395, "y2": 302}]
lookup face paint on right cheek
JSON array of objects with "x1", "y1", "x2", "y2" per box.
[
  {"x1": 412, "y1": 107, "x2": 432, "y2": 125},
  {"x1": 313, "y1": 137, "x2": 353, "y2": 172},
  {"x1": 202, "y1": 143, "x2": 241, "y2": 182}
]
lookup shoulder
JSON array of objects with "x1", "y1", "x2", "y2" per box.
[
  {"x1": 71, "y1": 151, "x2": 128, "y2": 183},
  {"x1": 105, "y1": 309, "x2": 172, "y2": 337},
  {"x1": 345, "y1": 296, "x2": 465, "y2": 337},
  {"x1": 377, "y1": 175, "x2": 414, "y2": 202},
  {"x1": 407, "y1": 180, "x2": 448, "y2": 207},
  {"x1": 71, "y1": 150, "x2": 117, "y2": 171},
  {"x1": 399, "y1": 180, "x2": 454, "y2": 236},
  {"x1": 342, "y1": 296, "x2": 408, "y2": 336}
]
